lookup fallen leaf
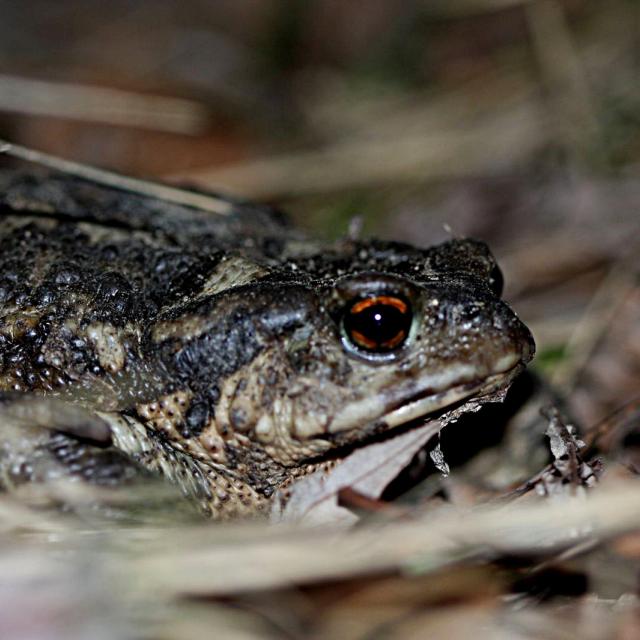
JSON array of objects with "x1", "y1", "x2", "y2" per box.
[{"x1": 271, "y1": 419, "x2": 443, "y2": 525}]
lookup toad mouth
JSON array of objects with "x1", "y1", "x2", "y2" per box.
[
  {"x1": 323, "y1": 355, "x2": 527, "y2": 438},
  {"x1": 379, "y1": 363, "x2": 525, "y2": 430}
]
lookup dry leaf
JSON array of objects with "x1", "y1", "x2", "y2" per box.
[{"x1": 271, "y1": 419, "x2": 445, "y2": 524}]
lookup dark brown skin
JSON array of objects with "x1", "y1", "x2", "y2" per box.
[{"x1": 0, "y1": 169, "x2": 535, "y2": 518}]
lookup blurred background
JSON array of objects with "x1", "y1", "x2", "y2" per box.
[{"x1": 0, "y1": 0, "x2": 638, "y2": 429}]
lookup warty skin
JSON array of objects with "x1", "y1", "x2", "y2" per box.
[{"x1": 0, "y1": 170, "x2": 534, "y2": 517}]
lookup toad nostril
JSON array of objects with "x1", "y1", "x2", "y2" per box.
[
  {"x1": 491, "y1": 302, "x2": 519, "y2": 331},
  {"x1": 454, "y1": 302, "x2": 489, "y2": 329},
  {"x1": 494, "y1": 306, "x2": 536, "y2": 363}
]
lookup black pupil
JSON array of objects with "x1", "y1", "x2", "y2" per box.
[{"x1": 344, "y1": 297, "x2": 411, "y2": 352}]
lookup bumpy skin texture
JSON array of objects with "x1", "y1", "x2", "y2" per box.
[{"x1": 0, "y1": 169, "x2": 535, "y2": 518}]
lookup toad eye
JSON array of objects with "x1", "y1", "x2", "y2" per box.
[{"x1": 342, "y1": 295, "x2": 412, "y2": 353}]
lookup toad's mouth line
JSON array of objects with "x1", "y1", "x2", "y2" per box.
[
  {"x1": 379, "y1": 363, "x2": 524, "y2": 430},
  {"x1": 324, "y1": 356, "x2": 526, "y2": 437}
]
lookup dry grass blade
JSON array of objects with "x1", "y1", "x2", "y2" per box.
[
  {"x1": 1, "y1": 396, "x2": 111, "y2": 444},
  {"x1": 123, "y1": 481, "x2": 640, "y2": 596},
  {"x1": 526, "y1": 0, "x2": 598, "y2": 158},
  {"x1": 550, "y1": 256, "x2": 638, "y2": 391},
  {"x1": 173, "y1": 100, "x2": 546, "y2": 197},
  {"x1": 0, "y1": 74, "x2": 210, "y2": 134},
  {"x1": 0, "y1": 139, "x2": 234, "y2": 215}
]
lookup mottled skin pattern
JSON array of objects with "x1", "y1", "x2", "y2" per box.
[{"x1": 0, "y1": 169, "x2": 534, "y2": 518}]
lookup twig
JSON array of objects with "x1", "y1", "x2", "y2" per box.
[
  {"x1": 0, "y1": 74, "x2": 209, "y2": 134},
  {"x1": 122, "y1": 481, "x2": 640, "y2": 595},
  {"x1": 550, "y1": 257, "x2": 637, "y2": 391},
  {"x1": 525, "y1": 0, "x2": 598, "y2": 162},
  {"x1": 0, "y1": 139, "x2": 233, "y2": 215},
  {"x1": 171, "y1": 100, "x2": 546, "y2": 197}
]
